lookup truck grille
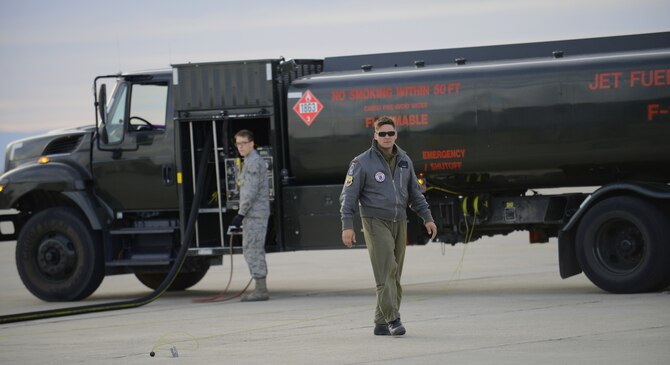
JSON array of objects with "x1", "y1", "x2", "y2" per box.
[{"x1": 42, "y1": 135, "x2": 83, "y2": 155}]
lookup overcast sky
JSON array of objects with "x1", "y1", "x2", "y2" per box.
[{"x1": 1, "y1": 0, "x2": 669, "y2": 134}]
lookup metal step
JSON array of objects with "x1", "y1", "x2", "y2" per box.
[
  {"x1": 198, "y1": 207, "x2": 227, "y2": 214},
  {"x1": 106, "y1": 258, "x2": 172, "y2": 267},
  {"x1": 187, "y1": 247, "x2": 234, "y2": 256},
  {"x1": 109, "y1": 227, "x2": 175, "y2": 235}
]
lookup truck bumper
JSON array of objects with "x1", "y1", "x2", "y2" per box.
[{"x1": 0, "y1": 210, "x2": 17, "y2": 241}]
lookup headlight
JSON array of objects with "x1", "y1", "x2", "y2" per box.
[{"x1": 8, "y1": 142, "x2": 23, "y2": 161}]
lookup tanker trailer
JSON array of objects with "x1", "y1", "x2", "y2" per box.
[{"x1": 285, "y1": 45, "x2": 670, "y2": 293}]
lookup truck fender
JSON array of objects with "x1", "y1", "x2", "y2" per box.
[
  {"x1": 0, "y1": 162, "x2": 102, "y2": 230},
  {"x1": 557, "y1": 182, "x2": 670, "y2": 279},
  {"x1": 0, "y1": 162, "x2": 86, "y2": 206},
  {"x1": 562, "y1": 182, "x2": 670, "y2": 233},
  {"x1": 62, "y1": 191, "x2": 103, "y2": 230}
]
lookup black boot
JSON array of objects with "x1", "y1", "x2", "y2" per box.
[
  {"x1": 374, "y1": 323, "x2": 391, "y2": 336},
  {"x1": 388, "y1": 318, "x2": 406, "y2": 336}
]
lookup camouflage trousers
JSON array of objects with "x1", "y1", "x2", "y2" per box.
[{"x1": 242, "y1": 216, "x2": 269, "y2": 279}]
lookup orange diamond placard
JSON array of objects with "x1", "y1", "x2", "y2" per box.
[{"x1": 293, "y1": 90, "x2": 323, "y2": 126}]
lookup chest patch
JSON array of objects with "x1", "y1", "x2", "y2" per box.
[{"x1": 375, "y1": 171, "x2": 386, "y2": 183}]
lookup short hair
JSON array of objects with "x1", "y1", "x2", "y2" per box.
[
  {"x1": 374, "y1": 116, "x2": 395, "y2": 130},
  {"x1": 234, "y1": 129, "x2": 254, "y2": 142}
]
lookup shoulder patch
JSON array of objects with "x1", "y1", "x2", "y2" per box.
[
  {"x1": 347, "y1": 161, "x2": 357, "y2": 176},
  {"x1": 345, "y1": 175, "x2": 354, "y2": 187}
]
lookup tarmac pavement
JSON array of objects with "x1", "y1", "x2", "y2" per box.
[{"x1": 1, "y1": 232, "x2": 669, "y2": 364}]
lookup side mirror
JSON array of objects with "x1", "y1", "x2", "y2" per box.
[
  {"x1": 99, "y1": 124, "x2": 109, "y2": 144},
  {"x1": 98, "y1": 84, "x2": 107, "y2": 125},
  {"x1": 97, "y1": 84, "x2": 109, "y2": 144}
]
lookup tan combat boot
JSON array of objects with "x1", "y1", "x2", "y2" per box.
[{"x1": 241, "y1": 277, "x2": 269, "y2": 302}]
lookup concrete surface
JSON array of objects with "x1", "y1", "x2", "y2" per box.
[{"x1": 1, "y1": 233, "x2": 669, "y2": 364}]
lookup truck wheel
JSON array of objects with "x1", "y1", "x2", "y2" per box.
[
  {"x1": 576, "y1": 196, "x2": 670, "y2": 293},
  {"x1": 135, "y1": 266, "x2": 209, "y2": 291},
  {"x1": 16, "y1": 207, "x2": 104, "y2": 301}
]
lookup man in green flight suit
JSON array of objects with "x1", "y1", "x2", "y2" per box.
[{"x1": 340, "y1": 116, "x2": 437, "y2": 336}]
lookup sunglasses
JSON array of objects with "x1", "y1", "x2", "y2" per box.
[{"x1": 377, "y1": 131, "x2": 396, "y2": 137}]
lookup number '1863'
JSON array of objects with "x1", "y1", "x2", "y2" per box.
[{"x1": 300, "y1": 102, "x2": 318, "y2": 113}]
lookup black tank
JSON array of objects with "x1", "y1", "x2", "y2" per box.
[{"x1": 286, "y1": 48, "x2": 670, "y2": 193}]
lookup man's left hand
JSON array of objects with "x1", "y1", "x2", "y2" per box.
[
  {"x1": 230, "y1": 214, "x2": 244, "y2": 228},
  {"x1": 425, "y1": 221, "x2": 437, "y2": 240}
]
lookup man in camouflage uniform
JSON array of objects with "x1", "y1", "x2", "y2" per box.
[
  {"x1": 340, "y1": 116, "x2": 437, "y2": 336},
  {"x1": 230, "y1": 130, "x2": 271, "y2": 301}
]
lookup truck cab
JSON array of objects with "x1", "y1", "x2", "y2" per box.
[{"x1": 0, "y1": 70, "x2": 192, "y2": 301}]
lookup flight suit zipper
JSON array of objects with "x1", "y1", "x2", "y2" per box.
[{"x1": 375, "y1": 149, "x2": 400, "y2": 222}]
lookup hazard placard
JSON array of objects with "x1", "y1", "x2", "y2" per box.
[{"x1": 292, "y1": 90, "x2": 323, "y2": 126}]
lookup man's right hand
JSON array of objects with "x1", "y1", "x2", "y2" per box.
[{"x1": 342, "y1": 229, "x2": 356, "y2": 248}]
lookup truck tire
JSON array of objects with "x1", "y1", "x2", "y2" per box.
[
  {"x1": 135, "y1": 266, "x2": 209, "y2": 291},
  {"x1": 15, "y1": 207, "x2": 104, "y2": 301},
  {"x1": 576, "y1": 196, "x2": 670, "y2": 293}
]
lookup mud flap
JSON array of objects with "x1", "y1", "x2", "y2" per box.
[{"x1": 558, "y1": 229, "x2": 582, "y2": 278}]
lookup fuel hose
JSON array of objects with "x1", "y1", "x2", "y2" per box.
[{"x1": 0, "y1": 136, "x2": 213, "y2": 325}]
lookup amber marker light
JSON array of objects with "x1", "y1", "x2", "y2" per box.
[
  {"x1": 38, "y1": 156, "x2": 50, "y2": 164},
  {"x1": 417, "y1": 172, "x2": 427, "y2": 193}
]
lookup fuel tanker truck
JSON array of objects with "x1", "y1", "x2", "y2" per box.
[{"x1": 1, "y1": 32, "x2": 669, "y2": 302}]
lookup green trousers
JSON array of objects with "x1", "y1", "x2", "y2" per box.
[{"x1": 361, "y1": 217, "x2": 407, "y2": 324}]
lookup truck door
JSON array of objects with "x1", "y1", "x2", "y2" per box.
[{"x1": 92, "y1": 76, "x2": 177, "y2": 211}]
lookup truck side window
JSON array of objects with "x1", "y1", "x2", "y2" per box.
[{"x1": 129, "y1": 83, "x2": 167, "y2": 132}]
